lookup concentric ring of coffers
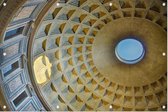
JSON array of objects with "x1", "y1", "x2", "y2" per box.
[{"x1": 32, "y1": 0, "x2": 167, "y2": 111}]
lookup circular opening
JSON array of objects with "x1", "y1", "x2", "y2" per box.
[{"x1": 115, "y1": 38, "x2": 145, "y2": 64}]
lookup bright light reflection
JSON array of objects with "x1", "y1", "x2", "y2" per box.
[
  {"x1": 3, "y1": 3, "x2": 7, "y2": 6},
  {"x1": 34, "y1": 55, "x2": 52, "y2": 84}
]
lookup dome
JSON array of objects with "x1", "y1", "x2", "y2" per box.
[{"x1": 0, "y1": 0, "x2": 167, "y2": 111}]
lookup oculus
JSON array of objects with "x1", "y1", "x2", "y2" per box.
[{"x1": 115, "y1": 38, "x2": 145, "y2": 64}]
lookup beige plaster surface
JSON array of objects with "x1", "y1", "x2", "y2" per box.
[{"x1": 93, "y1": 18, "x2": 167, "y2": 86}]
